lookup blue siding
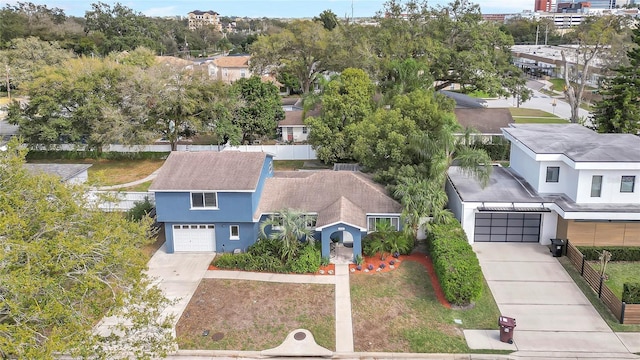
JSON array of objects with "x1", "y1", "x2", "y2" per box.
[
  {"x1": 155, "y1": 191, "x2": 254, "y2": 223},
  {"x1": 163, "y1": 222, "x2": 257, "y2": 253},
  {"x1": 215, "y1": 222, "x2": 257, "y2": 253},
  {"x1": 320, "y1": 223, "x2": 363, "y2": 261},
  {"x1": 252, "y1": 156, "x2": 273, "y2": 215}
]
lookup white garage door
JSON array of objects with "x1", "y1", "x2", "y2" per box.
[{"x1": 173, "y1": 224, "x2": 216, "y2": 252}]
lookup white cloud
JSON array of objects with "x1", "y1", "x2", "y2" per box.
[{"x1": 142, "y1": 5, "x2": 180, "y2": 17}]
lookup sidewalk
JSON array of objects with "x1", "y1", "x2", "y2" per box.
[{"x1": 97, "y1": 168, "x2": 161, "y2": 190}]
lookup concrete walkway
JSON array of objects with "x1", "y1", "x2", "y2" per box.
[
  {"x1": 473, "y1": 243, "x2": 636, "y2": 358},
  {"x1": 334, "y1": 264, "x2": 354, "y2": 353},
  {"x1": 97, "y1": 168, "x2": 161, "y2": 190}
]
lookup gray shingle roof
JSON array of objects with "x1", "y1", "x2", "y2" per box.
[
  {"x1": 502, "y1": 124, "x2": 640, "y2": 162},
  {"x1": 149, "y1": 151, "x2": 268, "y2": 191},
  {"x1": 256, "y1": 171, "x2": 402, "y2": 229},
  {"x1": 455, "y1": 108, "x2": 514, "y2": 134},
  {"x1": 25, "y1": 163, "x2": 91, "y2": 182}
]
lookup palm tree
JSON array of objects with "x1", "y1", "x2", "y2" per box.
[
  {"x1": 394, "y1": 125, "x2": 492, "y2": 233},
  {"x1": 259, "y1": 208, "x2": 315, "y2": 262},
  {"x1": 410, "y1": 125, "x2": 492, "y2": 188}
]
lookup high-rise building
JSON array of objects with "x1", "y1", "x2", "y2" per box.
[{"x1": 535, "y1": 0, "x2": 553, "y2": 11}]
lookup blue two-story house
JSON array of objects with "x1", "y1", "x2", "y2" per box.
[{"x1": 150, "y1": 150, "x2": 402, "y2": 262}]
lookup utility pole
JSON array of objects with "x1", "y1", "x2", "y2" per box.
[
  {"x1": 5, "y1": 65, "x2": 10, "y2": 101},
  {"x1": 535, "y1": 25, "x2": 539, "y2": 46},
  {"x1": 544, "y1": 22, "x2": 549, "y2": 45}
]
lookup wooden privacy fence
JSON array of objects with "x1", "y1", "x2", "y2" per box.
[{"x1": 565, "y1": 240, "x2": 640, "y2": 324}]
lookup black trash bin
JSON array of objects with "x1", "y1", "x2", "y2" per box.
[
  {"x1": 498, "y1": 316, "x2": 516, "y2": 344},
  {"x1": 549, "y1": 238, "x2": 565, "y2": 257}
]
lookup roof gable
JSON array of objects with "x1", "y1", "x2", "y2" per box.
[{"x1": 150, "y1": 151, "x2": 268, "y2": 191}]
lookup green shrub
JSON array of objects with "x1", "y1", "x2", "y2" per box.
[
  {"x1": 578, "y1": 246, "x2": 640, "y2": 261},
  {"x1": 287, "y1": 244, "x2": 321, "y2": 273},
  {"x1": 622, "y1": 283, "x2": 640, "y2": 304},
  {"x1": 248, "y1": 238, "x2": 282, "y2": 258},
  {"x1": 125, "y1": 197, "x2": 153, "y2": 221},
  {"x1": 427, "y1": 222, "x2": 483, "y2": 306},
  {"x1": 362, "y1": 230, "x2": 414, "y2": 257},
  {"x1": 472, "y1": 141, "x2": 510, "y2": 161}
]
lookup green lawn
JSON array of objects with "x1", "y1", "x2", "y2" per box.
[
  {"x1": 559, "y1": 257, "x2": 640, "y2": 332},
  {"x1": 514, "y1": 117, "x2": 568, "y2": 124},
  {"x1": 509, "y1": 108, "x2": 567, "y2": 124},
  {"x1": 549, "y1": 78, "x2": 596, "y2": 92},
  {"x1": 273, "y1": 160, "x2": 305, "y2": 170},
  {"x1": 509, "y1": 108, "x2": 557, "y2": 117},
  {"x1": 350, "y1": 261, "x2": 504, "y2": 353},
  {"x1": 590, "y1": 262, "x2": 640, "y2": 300},
  {"x1": 28, "y1": 158, "x2": 164, "y2": 186}
]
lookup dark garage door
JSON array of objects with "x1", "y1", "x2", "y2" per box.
[{"x1": 474, "y1": 213, "x2": 541, "y2": 242}]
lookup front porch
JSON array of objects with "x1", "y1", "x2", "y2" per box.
[{"x1": 318, "y1": 223, "x2": 364, "y2": 265}]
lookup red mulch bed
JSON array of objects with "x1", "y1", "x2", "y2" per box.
[{"x1": 350, "y1": 252, "x2": 451, "y2": 309}]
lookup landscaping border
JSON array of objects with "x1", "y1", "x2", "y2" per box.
[{"x1": 565, "y1": 240, "x2": 640, "y2": 324}]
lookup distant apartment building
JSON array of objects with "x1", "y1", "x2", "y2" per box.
[
  {"x1": 535, "y1": 0, "x2": 554, "y2": 12},
  {"x1": 188, "y1": 10, "x2": 222, "y2": 31}
]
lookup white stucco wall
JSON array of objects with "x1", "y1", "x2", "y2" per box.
[
  {"x1": 509, "y1": 145, "x2": 540, "y2": 187},
  {"x1": 536, "y1": 161, "x2": 578, "y2": 199},
  {"x1": 575, "y1": 169, "x2": 640, "y2": 204}
]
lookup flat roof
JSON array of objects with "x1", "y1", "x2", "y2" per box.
[
  {"x1": 447, "y1": 165, "x2": 545, "y2": 203},
  {"x1": 502, "y1": 124, "x2": 640, "y2": 163}
]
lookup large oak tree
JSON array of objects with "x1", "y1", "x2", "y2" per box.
[{"x1": 0, "y1": 139, "x2": 174, "y2": 359}]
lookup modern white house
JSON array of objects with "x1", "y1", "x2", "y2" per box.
[{"x1": 446, "y1": 124, "x2": 640, "y2": 247}]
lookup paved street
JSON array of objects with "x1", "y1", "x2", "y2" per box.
[{"x1": 484, "y1": 80, "x2": 591, "y2": 123}]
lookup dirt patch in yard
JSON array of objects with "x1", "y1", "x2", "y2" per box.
[{"x1": 176, "y1": 279, "x2": 335, "y2": 351}]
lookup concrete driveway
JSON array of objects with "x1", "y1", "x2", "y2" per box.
[
  {"x1": 474, "y1": 243, "x2": 633, "y2": 357},
  {"x1": 146, "y1": 244, "x2": 216, "y2": 330}
]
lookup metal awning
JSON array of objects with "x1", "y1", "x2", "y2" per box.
[{"x1": 477, "y1": 207, "x2": 551, "y2": 212}]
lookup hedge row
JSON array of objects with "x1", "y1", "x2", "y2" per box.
[
  {"x1": 623, "y1": 283, "x2": 640, "y2": 304},
  {"x1": 26, "y1": 150, "x2": 170, "y2": 161},
  {"x1": 427, "y1": 222, "x2": 483, "y2": 306},
  {"x1": 577, "y1": 246, "x2": 640, "y2": 262},
  {"x1": 472, "y1": 142, "x2": 510, "y2": 161},
  {"x1": 212, "y1": 239, "x2": 321, "y2": 274}
]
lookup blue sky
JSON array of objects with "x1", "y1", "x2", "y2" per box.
[{"x1": 0, "y1": 0, "x2": 532, "y2": 18}]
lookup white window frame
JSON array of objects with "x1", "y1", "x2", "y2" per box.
[
  {"x1": 546, "y1": 166, "x2": 559, "y2": 183},
  {"x1": 190, "y1": 192, "x2": 218, "y2": 209},
  {"x1": 367, "y1": 216, "x2": 400, "y2": 232},
  {"x1": 230, "y1": 225, "x2": 240, "y2": 240},
  {"x1": 302, "y1": 127, "x2": 308, "y2": 134},
  {"x1": 591, "y1": 175, "x2": 603, "y2": 197},
  {"x1": 621, "y1": 175, "x2": 636, "y2": 193}
]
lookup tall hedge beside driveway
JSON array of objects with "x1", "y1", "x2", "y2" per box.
[{"x1": 427, "y1": 222, "x2": 483, "y2": 306}]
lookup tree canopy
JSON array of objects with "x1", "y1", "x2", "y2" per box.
[
  {"x1": 0, "y1": 139, "x2": 174, "y2": 359},
  {"x1": 591, "y1": 26, "x2": 640, "y2": 134}
]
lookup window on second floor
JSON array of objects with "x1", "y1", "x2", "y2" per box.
[
  {"x1": 546, "y1": 166, "x2": 560, "y2": 183},
  {"x1": 621, "y1": 176, "x2": 636, "y2": 193},
  {"x1": 191, "y1": 192, "x2": 217, "y2": 209},
  {"x1": 591, "y1": 175, "x2": 602, "y2": 197}
]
